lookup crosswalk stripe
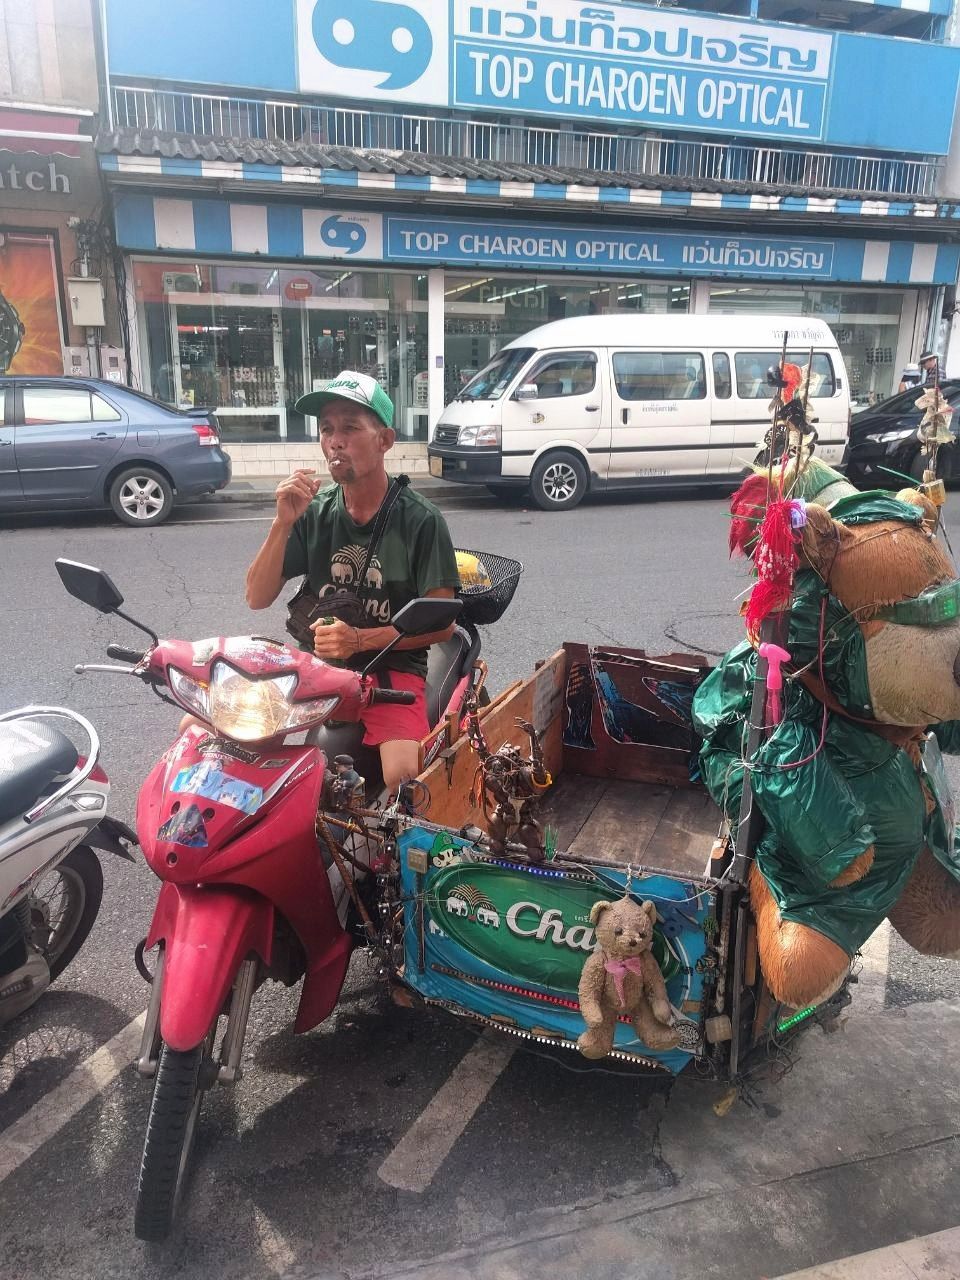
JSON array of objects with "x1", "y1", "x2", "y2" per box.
[
  {"x1": 377, "y1": 1031, "x2": 515, "y2": 1193},
  {"x1": 0, "y1": 1011, "x2": 145, "y2": 1184}
]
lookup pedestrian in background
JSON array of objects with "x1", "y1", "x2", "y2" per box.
[
  {"x1": 919, "y1": 350, "x2": 940, "y2": 387},
  {"x1": 898, "y1": 363, "x2": 921, "y2": 393}
]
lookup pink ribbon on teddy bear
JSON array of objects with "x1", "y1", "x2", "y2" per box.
[{"x1": 604, "y1": 956, "x2": 644, "y2": 1007}]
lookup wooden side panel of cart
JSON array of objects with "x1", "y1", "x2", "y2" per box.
[{"x1": 417, "y1": 650, "x2": 566, "y2": 832}]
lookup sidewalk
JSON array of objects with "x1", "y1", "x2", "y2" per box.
[
  {"x1": 770, "y1": 1227, "x2": 960, "y2": 1279},
  {"x1": 216, "y1": 473, "x2": 496, "y2": 510},
  {"x1": 325, "y1": 996, "x2": 960, "y2": 1280}
]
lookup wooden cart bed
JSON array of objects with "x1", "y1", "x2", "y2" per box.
[
  {"x1": 417, "y1": 642, "x2": 720, "y2": 877},
  {"x1": 540, "y1": 774, "x2": 720, "y2": 877}
]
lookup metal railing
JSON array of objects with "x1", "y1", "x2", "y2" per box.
[{"x1": 110, "y1": 85, "x2": 941, "y2": 199}]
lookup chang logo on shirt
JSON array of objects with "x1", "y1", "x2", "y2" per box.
[
  {"x1": 319, "y1": 544, "x2": 392, "y2": 622},
  {"x1": 310, "y1": 0, "x2": 433, "y2": 90}
]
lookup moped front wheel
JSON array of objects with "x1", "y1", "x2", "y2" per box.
[{"x1": 134, "y1": 1033, "x2": 214, "y2": 1242}]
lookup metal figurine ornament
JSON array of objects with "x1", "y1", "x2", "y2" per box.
[
  {"x1": 913, "y1": 360, "x2": 953, "y2": 504},
  {"x1": 465, "y1": 704, "x2": 552, "y2": 862}
]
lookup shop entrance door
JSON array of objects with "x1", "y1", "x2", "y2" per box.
[{"x1": 171, "y1": 298, "x2": 286, "y2": 442}]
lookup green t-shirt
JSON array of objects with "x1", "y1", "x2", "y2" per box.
[{"x1": 282, "y1": 483, "x2": 460, "y2": 677}]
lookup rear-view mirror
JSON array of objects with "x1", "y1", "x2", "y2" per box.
[
  {"x1": 515, "y1": 383, "x2": 538, "y2": 401},
  {"x1": 392, "y1": 597, "x2": 463, "y2": 636},
  {"x1": 55, "y1": 559, "x2": 125, "y2": 613}
]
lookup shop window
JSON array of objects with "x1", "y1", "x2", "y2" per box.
[
  {"x1": 22, "y1": 387, "x2": 93, "y2": 425},
  {"x1": 524, "y1": 351, "x2": 596, "y2": 399},
  {"x1": 712, "y1": 352, "x2": 732, "y2": 399},
  {"x1": 734, "y1": 352, "x2": 836, "y2": 399},
  {"x1": 613, "y1": 352, "x2": 706, "y2": 401}
]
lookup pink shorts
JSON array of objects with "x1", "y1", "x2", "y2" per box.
[{"x1": 361, "y1": 671, "x2": 430, "y2": 747}]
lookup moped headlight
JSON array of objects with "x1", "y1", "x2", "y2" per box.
[
  {"x1": 168, "y1": 666, "x2": 210, "y2": 720},
  {"x1": 206, "y1": 663, "x2": 339, "y2": 741}
]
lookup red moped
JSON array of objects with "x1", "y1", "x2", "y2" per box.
[{"x1": 54, "y1": 557, "x2": 493, "y2": 1242}]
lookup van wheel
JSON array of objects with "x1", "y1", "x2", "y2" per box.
[
  {"x1": 530, "y1": 452, "x2": 588, "y2": 512},
  {"x1": 110, "y1": 467, "x2": 174, "y2": 526}
]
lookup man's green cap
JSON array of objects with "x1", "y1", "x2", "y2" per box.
[{"x1": 294, "y1": 370, "x2": 394, "y2": 429}]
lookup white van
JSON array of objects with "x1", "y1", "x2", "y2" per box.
[{"x1": 427, "y1": 314, "x2": 849, "y2": 511}]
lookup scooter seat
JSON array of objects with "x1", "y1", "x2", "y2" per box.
[
  {"x1": 0, "y1": 718, "x2": 79, "y2": 826},
  {"x1": 425, "y1": 625, "x2": 478, "y2": 730}
]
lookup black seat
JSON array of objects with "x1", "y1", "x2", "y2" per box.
[
  {"x1": 0, "y1": 718, "x2": 79, "y2": 825},
  {"x1": 425, "y1": 626, "x2": 477, "y2": 729}
]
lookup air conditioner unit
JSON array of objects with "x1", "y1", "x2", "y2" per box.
[{"x1": 163, "y1": 271, "x2": 201, "y2": 294}]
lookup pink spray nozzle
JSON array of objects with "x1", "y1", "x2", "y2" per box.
[
  {"x1": 759, "y1": 643, "x2": 792, "y2": 726},
  {"x1": 759, "y1": 642, "x2": 791, "y2": 689}
]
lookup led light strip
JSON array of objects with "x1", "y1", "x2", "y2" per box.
[{"x1": 421, "y1": 997, "x2": 670, "y2": 1071}]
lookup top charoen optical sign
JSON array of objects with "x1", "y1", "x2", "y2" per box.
[{"x1": 297, "y1": 0, "x2": 833, "y2": 141}]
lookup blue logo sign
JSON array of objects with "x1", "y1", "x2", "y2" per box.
[
  {"x1": 311, "y1": 0, "x2": 432, "y2": 90},
  {"x1": 320, "y1": 214, "x2": 367, "y2": 255}
]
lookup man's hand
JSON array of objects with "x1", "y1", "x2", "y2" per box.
[
  {"x1": 276, "y1": 469, "x2": 320, "y2": 528},
  {"x1": 311, "y1": 617, "x2": 361, "y2": 661}
]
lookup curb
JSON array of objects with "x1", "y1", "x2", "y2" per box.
[{"x1": 215, "y1": 478, "x2": 492, "y2": 507}]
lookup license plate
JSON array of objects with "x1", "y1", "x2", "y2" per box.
[{"x1": 429, "y1": 455, "x2": 443, "y2": 478}]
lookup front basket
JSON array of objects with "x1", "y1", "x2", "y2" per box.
[{"x1": 455, "y1": 548, "x2": 523, "y2": 625}]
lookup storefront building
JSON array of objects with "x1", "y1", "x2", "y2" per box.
[
  {"x1": 97, "y1": 0, "x2": 960, "y2": 471},
  {"x1": 0, "y1": 4, "x2": 123, "y2": 380}
]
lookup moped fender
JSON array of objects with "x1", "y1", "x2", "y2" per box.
[
  {"x1": 146, "y1": 883, "x2": 273, "y2": 1052},
  {"x1": 86, "y1": 815, "x2": 139, "y2": 862}
]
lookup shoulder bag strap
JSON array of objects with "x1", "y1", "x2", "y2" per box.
[{"x1": 353, "y1": 474, "x2": 409, "y2": 604}]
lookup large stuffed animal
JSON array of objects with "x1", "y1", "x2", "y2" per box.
[{"x1": 693, "y1": 460, "x2": 960, "y2": 1008}]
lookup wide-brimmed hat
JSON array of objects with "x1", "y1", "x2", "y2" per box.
[
  {"x1": 295, "y1": 371, "x2": 394, "y2": 429},
  {"x1": 919, "y1": 350, "x2": 938, "y2": 363}
]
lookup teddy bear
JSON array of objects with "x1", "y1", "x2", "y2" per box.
[
  {"x1": 694, "y1": 457, "x2": 960, "y2": 1011},
  {"x1": 577, "y1": 896, "x2": 680, "y2": 1058}
]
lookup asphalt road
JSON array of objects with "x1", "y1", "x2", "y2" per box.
[{"x1": 0, "y1": 488, "x2": 958, "y2": 1280}]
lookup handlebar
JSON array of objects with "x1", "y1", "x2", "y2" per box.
[
  {"x1": 369, "y1": 687, "x2": 416, "y2": 706},
  {"x1": 106, "y1": 643, "x2": 146, "y2": 664}
]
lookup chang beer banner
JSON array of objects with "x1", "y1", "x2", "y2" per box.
[{"x1": 423, "y1": 861, "x2": 681, "y2": 995}]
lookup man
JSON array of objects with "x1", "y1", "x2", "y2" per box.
[
  {"x1": 919, "y1": 350, "x2": 940, "y2": 388},
  {"x1": 245, "y1": 371, "x2": 459, "y2": 792},
  {"x1": 898, "y1": 363, "x2": 921, "y2": 393}
]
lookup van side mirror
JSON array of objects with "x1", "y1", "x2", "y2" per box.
[
  {"x1": 55, "y1": 558, "x2": 124, "y2": 613},
  {"x1": 515, "y1": 383, "x2": 538, "y2": 401}
]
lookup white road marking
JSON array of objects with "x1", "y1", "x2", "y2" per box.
[
  {"x1": 253, "y1": 1205, "x2": 299, "y2": 1273},
  {"x1": 0, "y1": 1010, "x2": 146, "y2": 1184},
  {"x1": 856, "y1": 919, "x2": 891, "y2": 1012},
  {"x1": 377, "y1": 1031, "x2": 515, "y2": 1193}
]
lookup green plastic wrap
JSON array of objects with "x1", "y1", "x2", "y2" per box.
[{"x1": 693, "y1": 568, "x2": 960, "y2": 956}]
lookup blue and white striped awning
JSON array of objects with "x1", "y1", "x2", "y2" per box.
[
  {"x1": 99, "y1": 153, "x2": 958, "y2": 223},
  {"x1": 851, "y1": 0, "x2": 949, "y2": 10},
  {"x1": 112, "y1": 192, "x2": 960, "y2": 286}
]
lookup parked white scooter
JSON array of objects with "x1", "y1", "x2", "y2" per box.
[{"x1": 0, "y1": 707, "x2": 137, "y2": 1025}]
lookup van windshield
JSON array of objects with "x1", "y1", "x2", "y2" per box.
[{"x1": 456, "y1": 348, "x2": 534, "y2": 401}]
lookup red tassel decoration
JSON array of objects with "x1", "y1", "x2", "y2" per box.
[
  {"x1": 729, "y1": 473, "x2": 771, "y2": 557},
  {"x1": 743, "y1": 498, "x2": 801, "y2": 640}
]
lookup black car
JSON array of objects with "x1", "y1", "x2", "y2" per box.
[
  {"x1": 0, "y1": 377, "x2": 231, "y2": 526},
  {"x1": 844, "y1": 380, "x2": 960, "y2": 489}
]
